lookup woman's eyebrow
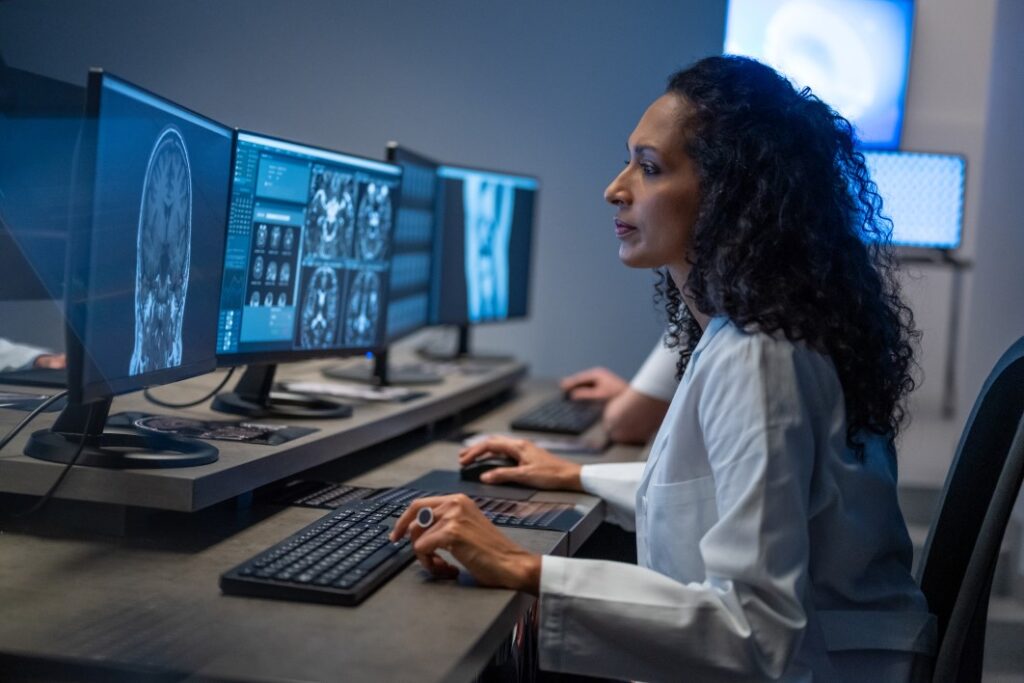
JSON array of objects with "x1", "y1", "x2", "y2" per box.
[{"x1": 628, "y1": 144, "x2": 659, "y2": 157}]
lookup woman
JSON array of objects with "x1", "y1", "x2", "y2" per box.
[{"x1": 391, "y1": 55, "x2": 934, "y2": 682}]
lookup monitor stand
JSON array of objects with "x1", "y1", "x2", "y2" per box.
[
  {"x1": 417, "y1": 325, "x2": 513, "y2": 363},
  {"x1": 322, "y1": 348, "x2": 443, "y2": 387},
  {"x1": 24, "y1": 398, "x2": 218, "y2": 468},
  {"x1": 212, "y1": 363, "x2": 353, "y2": 419}
]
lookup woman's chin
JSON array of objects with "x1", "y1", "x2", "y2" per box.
[{"x1": 618, "y1": 244, "x2": 655, "y2": 269}]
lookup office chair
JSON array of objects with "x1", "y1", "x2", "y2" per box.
[{"x1": 913, "y1": 336, "x2": 1024, "y2": 683}]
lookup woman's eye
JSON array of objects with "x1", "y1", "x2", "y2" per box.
[{"x1": 641, "y1": 163, "x2": 658, "y2": 175}]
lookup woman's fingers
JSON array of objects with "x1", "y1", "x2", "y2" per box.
[{"x1": 458, "y1": 436, "x2": 525, "y2": 465}]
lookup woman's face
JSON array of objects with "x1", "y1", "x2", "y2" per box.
[{"x1": 604, "y1": 94, "x2": 700, "y2": 271}]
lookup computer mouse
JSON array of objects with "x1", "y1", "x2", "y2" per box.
[{"x1": 459, "y1": 455, "x2": 519, "y2": 482}]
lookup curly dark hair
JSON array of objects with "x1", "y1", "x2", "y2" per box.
[{"x1": 657, "y1": 55, "x2": 918, "y2": 454}]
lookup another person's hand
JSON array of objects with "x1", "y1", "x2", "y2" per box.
[
  {"x1": 390, "y1": 494, "x2": 541, "y2": 594},
  {"x1": 459, "y1": 436, "x2": 583, "y2": 490},
  {"x1": 33, "y1": 353, "x2": 66, "y2": 369},
  {"x1": 559, "y1": 367, "x2": 628, "y2": 401}
]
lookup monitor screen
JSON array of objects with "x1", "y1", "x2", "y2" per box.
[
  {"x1": 865, "y1": 150, "x2": 966, "y2": 249},
  {"x1": 724, "y1": 0, "x2": 914, "y2": 149},
  {"x1": 433, "y1": 165, "x2": 536, "y2": 325},
  {"x1": 384, "y1": 144, "x2": 438, "y2": 343},
  {"x1": 216, "y1": 132, "x2": 401, "y2": 363},
  {"x1": 0, "y1": 64, "x2": 84, "y2": 300},
  {"x1": 69, "y1": 71, "x2": 233, "y2": 403}
]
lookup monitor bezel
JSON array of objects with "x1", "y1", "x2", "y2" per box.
[
  {"x1": 67, "y1": 69, "x2": 230, "y2": 404},
  {"x1": 214, "y1": 129, "x2": 402, "y2": 367},
  {"x1": 432, "y1": 160, "x2": 539, "y2": 327},
  {"x1": 864, "y1": 147, "x2": 968, "y2": 253}
]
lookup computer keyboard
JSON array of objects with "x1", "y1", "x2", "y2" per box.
[
  {"x1": 222, "y1": 484, "x2": 583, "y2": 606},
  {"x1": 509, "y1": 397, "x2": 603, "y2": 435},
  {"x1": 371, "y1": 485, "x2": 582, "y2": 532},
  {"x1": 220, "y1": 499, "x2": 414, "y2": 606}
]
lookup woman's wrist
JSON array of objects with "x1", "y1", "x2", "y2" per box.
[
  {"x1": 510, "y1": 552, "x2": 542, "y2": 595},
  {"x1": 564, "y1": 462, "x2": 584, "y2": 492}
]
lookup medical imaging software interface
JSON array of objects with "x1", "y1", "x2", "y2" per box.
[
  {"x1": 80, "y1": 75, "x2": 232, "y2": 393},
  {"x1": 385, "y1": 152, "x2": 437, "y2": 341},
  {"x1": 217, "y1": 133, "x2": 400, "y2": 357},
  {"x1": 434, "y1": 166, "x2": 536, "y2": 325}
]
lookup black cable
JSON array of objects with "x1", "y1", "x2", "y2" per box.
[
  {"x1": 13, "y1": 401, "x2": 93, "y2": 518},
  {"x1": 0, "y1": 389, "x2": 68, "y2": 453},
  {"x1": 143, "y1": 367, "x2": 236, "y2": 409}
]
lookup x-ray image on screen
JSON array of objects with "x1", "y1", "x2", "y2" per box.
[
  {"x1": 298, "y1": 265, "x2": 340, "y2": 349},
  {"x1": 344, "y1": 269, "x2": 380, "y2": 346},
  {"x1": 72, "y1": 72, "x2": 231, "y2": 402},
  {"x1": 356, "y1": 182, "x2": 393, "y2": 261},
  {"x1": 129, "y1": 126, "x2": 193, "y2": 376},
  {"x1": 305, "y1": 166, "x2": 355, "y2": 259},
  {"x1": 463, "y1": 176, "x2": 514, "y2": 321},
  {"x1": 434, "y1": 165, "x2": 536, "y2": 326}
]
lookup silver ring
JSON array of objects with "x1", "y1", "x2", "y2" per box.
[{"x1": 416, "y1": 507, "x2": 434, "y2": 529}]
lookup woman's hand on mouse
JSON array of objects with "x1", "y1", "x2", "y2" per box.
[
  {"x1": 390, "y1": 494, "x2": 541, "y2": 594},
  {"x1": 458, "y1": 436, "x2": 583, "y2": 491}
]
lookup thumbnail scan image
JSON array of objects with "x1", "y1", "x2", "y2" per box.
[
  {"x1": 344, "y1": 269, "x2": 380, "y2": 346},
  {"x1": 463, "y1": 176, "x2": 513, "y2": 321},
  {"x1": 356, "y1": 181, "x2": 393, "y2": 261},
  {"x1": 130, "y1": 125, "x2": 192, "y2": 376},
  {"x1": 305, "y1": 166, "x2": 355, "y2": 260},
  {"x1": 299, "y1": 266, "x2": 340, "y2": 349}
]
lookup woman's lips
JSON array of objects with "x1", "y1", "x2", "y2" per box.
[{"x1": 615, "y1": 219, "x2": 637, "y2": 238}]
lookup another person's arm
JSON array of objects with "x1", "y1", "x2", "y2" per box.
[{"x1": 0, "y1": 338, "x2": 64, "y2": 373}]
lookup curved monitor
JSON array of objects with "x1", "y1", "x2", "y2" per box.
[
  {"x1": 724, "y1": 0, "x2": 914, "y2": 150},
  {"x1": 67, "y1": 70, "x2": 233, "y2": 404},
  {"x1": 433, "y1": 164, "x2": 537, "y2": 326},
  {"x1": 216, "y1": 132, "x2": 401, "y2": 365}
]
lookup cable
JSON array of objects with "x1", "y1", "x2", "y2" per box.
[
  {"x1": 143, "y1": 367, "x2": 236, "y2": 409},
  {"x1": 0, "y1": 389, "x2": 68, "y2": 453},
  {"x1": 13, "y1": 401, "x2": 93, "y2": 518}
]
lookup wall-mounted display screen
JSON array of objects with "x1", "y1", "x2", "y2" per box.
[{"x1": 724, "y1": 0, "x2": 914, "y2": 149}]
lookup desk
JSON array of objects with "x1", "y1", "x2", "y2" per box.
[
  {"x1": 0, "y1": 357, "x2": 526, "y2": 512},
  {"x1": 0, "y1": 366, "x2": 645, "y2": 681}
]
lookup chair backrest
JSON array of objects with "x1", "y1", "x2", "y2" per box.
[{"x1": 916, "y1": 336, "x2": 1024, "y2": 683}]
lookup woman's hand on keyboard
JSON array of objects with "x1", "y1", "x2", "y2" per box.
[
  {"x1": 390, "y1": 494, "x2": 541, "y2": 594},
  {"x1": 559, "y1": 366, "x2": 627, "y2": 401},
  {"x1": 458, "y1": 436, "x2": 583, "y2": 491}
]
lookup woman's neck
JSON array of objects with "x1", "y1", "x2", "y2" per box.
[{"x1": 668, "y1": 262, "x2": 711, "y2": 331}]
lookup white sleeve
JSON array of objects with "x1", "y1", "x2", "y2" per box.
[
  {"x1": 578, "y1": 462, "x2": 643, "y2": 531},
  {"x1": 0, "y1": 338, "x2": 49, "y2": 373},
  {"x1": 628, "y1": 339, "x2": 678, "y2": 402},
  {"x1": 539, "y1": 339, "x2": 816, "y2": 681}
]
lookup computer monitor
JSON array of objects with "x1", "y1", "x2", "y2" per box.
[
  {"x1": 0, "y1": 60, "x2": 84, "y2": 301},
  {"x1": 724, "y1": 0, "x2": 915, "y2": 150},
  {"x1": 864, "y1": 150, "x2": 966, "y2": 250},
  {"x1": 24, "y1": 69, "x2": 233, "y2": 468},
  {"x1": 429, "y1": 163, "x2": 537, "y2": 358},
  {"x1": 324, "y1": 142, "x2": 442, "y2": 386},
  {"x1": 213, "y1": 131, "x2": 401, "y2": 417}
]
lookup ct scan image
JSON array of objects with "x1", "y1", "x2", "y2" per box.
[
  {"x1": 129, "y1": 125, "x2": 192, "y2": 376},
  {"x1": 356, "y1": 181, "x2": 393, "y2": 261},
  {"x1": 344, "y1": 269, "x2": 380, "y2": 347},
  {"x1": 305, "y1": 165, "x2": 355, "y2": 260},
  {"x1": 299, "y1": 265, "x2": 341, "y2": 349}
]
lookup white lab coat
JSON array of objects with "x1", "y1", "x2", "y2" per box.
[{"x1": 538, "y1": 317, "x2": 935, "y2": 682}]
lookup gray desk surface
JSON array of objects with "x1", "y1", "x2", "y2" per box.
[
  {"x1": 0, "y1": 357, "x2": 526, "y2": 511},
  {"x1": 0, "y1": 373, "x2": 645, "y2": 682}
]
